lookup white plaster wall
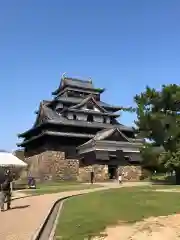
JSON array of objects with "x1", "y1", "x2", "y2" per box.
[
  {"x1": 94, "y1": 115, "x2": 103, "y2": 123},
  {"x1": 106, "y1": 117, "x2": 110, "y2": 123},
  {"x1": 67, "y1": 113, "x2": 73, "y2": 120},
  {"x1": 94, "y1": 106, "x2": 100, "y2": 112},
  {"x1": 82, "y1": 105, "x2": 87, "y2": 110},
  {"x1": 76, "y1": 113, "x2": 87, "y2": 121}
]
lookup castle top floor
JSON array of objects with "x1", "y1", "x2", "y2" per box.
[{"x1": 52, "y1": 74, "x2": 105, "y2": 100}]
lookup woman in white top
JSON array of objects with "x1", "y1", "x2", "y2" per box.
[{"x1": 118, "y1": 174, "x2": 122, "y2": 184}]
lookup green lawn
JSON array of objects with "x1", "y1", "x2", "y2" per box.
[
  {"x1": 55, "y1": 186, "x2": 180, "y2": 240},
  {"x1": 148, "y1": 184, "x2": 180, "y2": 190},
  {"x1": 150, "y1": 173, "x2": 176, "y2": 184},
  {"x1": 23, "y1": 182, "x2": 99, "y2": 195}
]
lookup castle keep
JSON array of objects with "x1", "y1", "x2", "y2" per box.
[{"x1": 17, "y1": 75, "x2": 143, "y2": 181}]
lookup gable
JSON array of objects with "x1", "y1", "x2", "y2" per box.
[
  {"x1": 105, "y1": 129, "x2": 129, "y2": 142},
  {"x1": 94, "y1": 128, "x2": 130, "y2": 142},
  {"x1": 82, "y1": 99, "x2": 101, "y2": 112},
  {"x1": 70, "y1": 96, "x2": 107, "y2": 113}
]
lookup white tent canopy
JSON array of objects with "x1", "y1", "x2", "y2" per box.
[{"x1": 0, "y1": 152, "x2": 27, "y2": 167}]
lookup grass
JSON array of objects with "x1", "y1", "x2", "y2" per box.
[
  {"x1": 150, "y1": 173, "x2": 176, "y2": 184},
  {"x1": 149, "y1": 184, "x2": 180, "y2": 189},
  {"x1": 55, "y1": 186, "x2": 180, "y2": 240},
  {"x1": 22, "y1": 181, "x2": 99, "y2": 195}
]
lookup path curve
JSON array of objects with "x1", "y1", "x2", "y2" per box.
[{"x1": 0, "y1": 182, "x2": 149, "y2": 240}]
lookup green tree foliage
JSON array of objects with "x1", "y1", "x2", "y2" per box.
[
  {"x1": 159, "y1": 150, "x2": 180, "y2": 170},
  {"x1": 140, "y1": 143, "x2": 164, "y2": 171},
  {"x1": 134, "y1": 84, "x2": 180, "y2": 182}
]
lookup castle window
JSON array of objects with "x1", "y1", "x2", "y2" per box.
[
  {"x1": 103, "y1": 117, "x2": 106, "y2": 123},
  {"x1": 124, "y1": 156, "x2": 130, "y2": 161},
  {"x1": 73, "y1": 114, "x2": 77, "y2": 120},
  {"x1": 110, "y1": 117, "x2": 114, "y2": 124},
  {"x1": 87, "y1": 114, "x2": 93, "y2": 122},
  {"x1": 67, "y1": 90, "x2": 72, "y2": 96}
]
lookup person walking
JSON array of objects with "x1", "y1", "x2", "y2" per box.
[{"x1": 0, "y1": 169, "x2": 12, "y2": 212}]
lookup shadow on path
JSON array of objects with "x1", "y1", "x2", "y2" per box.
[{"x1": 10, "y1": 205, "x2": 30, "y2": 210}]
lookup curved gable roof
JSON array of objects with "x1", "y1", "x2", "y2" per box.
[
  {"x1": 93, "y1": 128, "x2": 130, "y2": 141},
  {"x1": 70, "y1": 95, "x2": 107, "y2": 113}
]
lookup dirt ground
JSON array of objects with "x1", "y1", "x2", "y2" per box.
[
  {"x1": 93, "y1": 214, "x2": 180, "y2": 240},
  {"x1": 93, "y1": 188, "x2": 180, "y2": 240}
]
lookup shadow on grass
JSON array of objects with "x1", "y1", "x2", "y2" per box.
[{"x1": 150, "y1": 175, "x2": 176, "y2": 185}]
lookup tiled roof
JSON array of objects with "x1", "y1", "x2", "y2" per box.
[
  {"x1": 18, "y1": 104, "x2": 133, "y2": 138},
  {"x1": 52, "y1": 76, "x2": 105, "y2": 95},
  {"x1": 78, "y1": 128, "x2": 130, "y2": 147},
  {"x1": 61, "y1": 108, "x2": 120, "y2": 117},
  {"x1": 69, "y1": 95, "x2": 107, "y2": 112},
  {"x1": 63, "y1": 78, "x2": 94, "y2": 89},
  {"x1": 42, "y1": 105, "x2": 131, "y2": 130},
  {"x1": 17, "y1": 131, "x2": 94, "y2": 147},
  {"x1": 77, "y1": 128, "x2": 143, "y2": 154},
  {"x1": 93, "y1": 128, "x2": 130, "y2": 141},
  {"x1": 54, "y1": 96, "x2": 122, "y2": 110}
]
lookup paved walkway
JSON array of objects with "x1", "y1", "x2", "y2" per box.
[{"x1": 0, "y1": 182, "x2": 149, "y2": 240}]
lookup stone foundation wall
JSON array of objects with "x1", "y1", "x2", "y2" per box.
[
  {"x1": 78, "y1": 163, "x2": 142, "y2": 182},
  {"x1": 24, "y1": 146, "x2": 79, "y2": 181},
  {"x1": 119, "y1": 165, "x2": 142, "y2": 181},
  {"x1": 78, "y1": 164, "x2": 109, "y2": 182},
  {"x1": 23, "y1": 144, "x2": 142, "y2": 182}
]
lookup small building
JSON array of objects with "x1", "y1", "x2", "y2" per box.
[{"x1": 17, "y1": 75, "x2": 143, "y2": 181}]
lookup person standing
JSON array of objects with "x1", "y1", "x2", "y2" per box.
[
  {"x1": 0, "y1": 170, "x2": 12, "y2": 211},
  {"x1": 118, "y1": 173, "x2": 122, "y2": 184},
  {"x1": 28, "y1": 176, "x2": 36, "y2": 189},
  {"x1": 90, "y1": 171, "x2": 95, "y2": 184}
]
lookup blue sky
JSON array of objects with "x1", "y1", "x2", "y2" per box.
[{"x1": 0, "y1": 0, "x2": 180, "y2": 151}]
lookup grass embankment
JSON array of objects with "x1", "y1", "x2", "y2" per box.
[
  {"x1": 55, "y1": 186, "x2": 180, "y2": 240},
  {"x1": 23, "y1": 181, "x2": 99, "y2": 195}
]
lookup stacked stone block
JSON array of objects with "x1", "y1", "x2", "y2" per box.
[{"x1": 24, "y1": 147, "x2": 143, "y2": 182}]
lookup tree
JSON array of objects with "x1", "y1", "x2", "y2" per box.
[
  {"x1": 134, "y1": 84, "x2": 180, "y2": 183},
  {"x1": 140, "y1": 143, "x2": 164, "y2": 172}
]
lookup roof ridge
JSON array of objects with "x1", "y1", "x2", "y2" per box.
[{"x1": 64, "y1": 77, "x2": 92, "y2": 83}]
